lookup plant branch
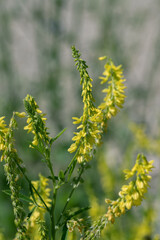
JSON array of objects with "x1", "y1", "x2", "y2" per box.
[
  {"x1": 13, "y1": 158, "x2": 50, "y2": 212},
  {"x1": 56, "y1": 164, "x2": 85, "y2": 227}
]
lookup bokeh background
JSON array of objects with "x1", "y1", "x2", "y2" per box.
[{"x1": 0, "y1": 0, "x2": 160, "y2": 239}]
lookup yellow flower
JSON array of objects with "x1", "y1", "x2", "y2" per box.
[
  {"x1": 98, "y1": 59, "x2": 126, "y2": 124},
  {"x1": 15, "y1": 112, "x2": 26, "y2": 118},
  {"x1": 26, "y1": 174, "x2": 51, "y2": 239},
  {"x1": 105, "y1": 154, "x2": 154, "y2": 223},
  {"x1": 32, "y1": 137, "x2": 38, "y2": 146},
  {"x1": 0, "y1": 117, "x2": 8, "y2": 134},
  {"x1": 68, "y1": 46, "x2": 101, "y2": 162},
  {"x1": 98, "y1": 56, "x2": 107, "y2": 61},
  {"x1": 68, "y1": 143, "x2": 78, "y2": 153},
  {"x1": 68, "y1": 48, "x2": 127, "y2": 164},
  {"x1": 24, "y1": 95, "x2": 50, "y2": 147},
  {"x1": 0, "y1": 117, "x2": 9, "y2": 160},
  {"x1": 24, "y1": 123, "x2": 33, "y2": 133}
]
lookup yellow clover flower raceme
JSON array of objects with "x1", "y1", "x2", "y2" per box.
[
  {"x1": 129, "y1": 122, "x2": 160, "y2": 155},
  {"x1": 68, "y1": 49, "x2": 127, "y2": 164},
  {"x1": 68, "y1": 46, "x2": 101, "y2": 163},
  {"x1": 0, "y1": 113, "x2": 24, "y2": 159},
  {"x1": 98, "y1": 57, "x2": 126, "y2": 122},
  {"x1": 24, "y1": 95, "x2": 50, "y2": 147},
  {"x1": 105, "y1": 154, "x2": 154, "y2": 224},
  {"x1": 0, "y1": 114, "x2": 27, "y2": 238},
  {"x1": 0, "y1": 116, "x2": 8, "y2": 154},
  {"x1": 68, "y1": 48, "x2": 128, "y2": 163}
]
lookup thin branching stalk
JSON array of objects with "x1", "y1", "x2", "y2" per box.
[{"x1": 14, "y1": 159, "x2": 50, "y2": 213}]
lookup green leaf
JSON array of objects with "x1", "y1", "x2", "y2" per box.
[
  {"x1": 2, "y1": 189, "x2": 33, "y2": 203},
  {"x1": 48, "y1": 175, "x2": 58, "y2": 181},
  {"x1": 58, "y1": 170, "x2": 65, "y2": 181},
  {"x1": 50, "y1": 128, "x2": 67, "y2": 144},
  {"x1": 29, "y1": 183, "x2": 37, "y2": 205},
  {"x1": 68, "y1": 206, "x2": 90, "y2": 219},
  {"x1": 79, "y1": 177, "x2": 84, "y2": 184},
  {"x1": 67, "y1": 159, "x2": 77, "y2": 182},
  {"x1": 27, "y1": 206, "x2": 37, "y2": 218},
  {"x1": 61, "y1": 223, "x2": 68, "y2": 240}
]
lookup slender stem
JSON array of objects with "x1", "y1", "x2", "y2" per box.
[
  {"x1": 56, "y1": 165, "x2": 84, "y2": 226},
  {"x1": 45, "y1": 145, "x2": 59, "y2": 240},
  {"x1": 42, "y1": 146, "x2": 57, "y2": 239},
  {"x1": 64, "y1": 147, "x2": 79, "y2": 176},
  {"x1": 46, "y1": 156, "x2": 55, "y2": 183},
  {"x1": 38, "y1": 142, "x2": 58, "y2": 239},
  {"x1": 50, "y1": 187, "x2": 58, "y2": 240},
  {"x1": 42, "y1": 144, "x2": 55, "y2": 183},
  {"x1": 50, "y1": 207, "x2": 55, "y2": 240},
  {"x1": 13, "y1": 159, "x2": 50, "y2": 212},
  {"x1": 61, "y1": 223, "x2": 68, "y2": 240}
]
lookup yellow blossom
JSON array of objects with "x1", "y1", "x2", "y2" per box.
[
  {"x1": 32, "y1": 137, "x2": 38, "y2": 146},
  {"x1": 68, "y1": 46, "x2": 101, "y2": 162},
  {"x1": 26, "y1": 174, "x2": 51, "y2": 239},
  {"x1": 0, "y1": 117, "x2": 9, "y2": 160},
  {"x1": 68, "y1": 49, "x2": 127, "y2": 164},
  {"x1": 15, "y1": 112, "x2": 26, "y2": 118},
  {"x1": 98, "y1": 56, "x2": 107, "y2": 61},
  {"x1": 24, "y1": 95, "x2": 50, "y2": 147},
  {"x1": 105, "y1": 154, "x2": 154, "y2": 223},
  {"x1": 98, "y1": 58, "x2": 126, "y2": 124}
]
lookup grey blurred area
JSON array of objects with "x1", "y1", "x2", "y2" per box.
[{"x1": 0, "y1": 0, "x2": 159, "y2": 133}]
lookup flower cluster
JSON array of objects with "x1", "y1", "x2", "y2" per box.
[
  {"x1": 24, "y1": 95, "x2": 50, "y2": 147},
  {"x1": 105, "y1": 154, "x2": 154, "y2": 224},
  {"x1": 0, "y1": 117, "x2": 8, "y2": 156},
  {"x1": 68, "y1": 46, "x2": 101, "y2": 163},
  {"x1": 130, "y1": 122, "x2": 160, "y2": 155},
  {"x1": 129, "y1": 123, "x2": 150, "y2": 150},
  {"x1": 26, "y1": 174, "x2": 51, "y2": 239},
  {"x1": 98, "y1": 57, "x2": 126, "y2": 121},
  {"x1": 84, "y1": 215, "x2": 108, "y2": 240},
  {"x1": 67, "y1": 218, "x2": 84, "y2": 235},
  {"x1": 0, "y1": 114, "x2": 27, "y2": 239},
  {"x1": 68, "y1": 48, "x2": 127, "y2": 164}
]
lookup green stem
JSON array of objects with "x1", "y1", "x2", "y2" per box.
[
  {"x1": 46, "y1": 156, "x2": 55, "y2": 183},
  {"x1": 42, "y1": 145, "x2": 55, "y2": 184},
  {"x1": 64, "y1": 147, "x2": 79, "y2": 176},
  {"x1": 13, "y1": 159, "x2": 50, "y2": 212},
  {"x1": 43, "y1": 147, "x2": 57, "y2": 239},
  {"x1": 50, "y1": 186, "x2": 58, "y2": 240},
  {"x1": 61, "y1": 223, "x2": 68, "y2": 240},
  {"x1": 57, "y1": 164, "x2": 85, "y2": 227}
]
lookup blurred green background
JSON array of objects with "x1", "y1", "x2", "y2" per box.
[{"x1": 0, "y1": 0, "x2": 160, "y2": 239}]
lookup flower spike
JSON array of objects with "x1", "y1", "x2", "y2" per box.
[
  {"x1": 105, "y1": 154, "x2": 154, "y2": 224},
  {"x1": 68, "y1": 46, "x2": 101, "y2": 163}
]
